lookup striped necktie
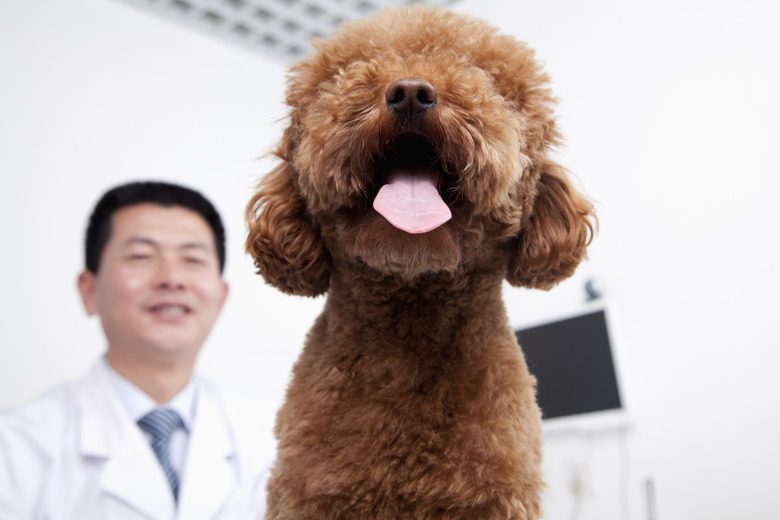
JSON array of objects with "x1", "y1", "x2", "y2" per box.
[{"x1": 137, "y1": 408, "x2": 184, "y2": 501}]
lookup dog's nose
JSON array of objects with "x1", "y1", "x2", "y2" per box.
[{"x1": 386, "y1": 78, "x2": 437, "y2": 119}]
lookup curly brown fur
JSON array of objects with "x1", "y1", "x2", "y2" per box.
[{"x1": 246, "y1": 6, "x2": 596, "y2": 519}]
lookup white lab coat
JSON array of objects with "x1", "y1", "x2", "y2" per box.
[{"x1": 0, "y1": 361, "x2": 277, "y2": 520}]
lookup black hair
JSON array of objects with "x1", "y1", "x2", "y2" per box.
[{"x1": 85, "y1": 181, "x2": 226, "y2": 274}]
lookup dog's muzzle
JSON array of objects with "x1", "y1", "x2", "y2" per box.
[{"x1": 373, "y1": 78, "x2": 452, "y2": 234}]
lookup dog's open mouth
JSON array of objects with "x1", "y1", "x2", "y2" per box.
[{"x1": 372, "y1": 135, "x2": 452, "y2": 234}]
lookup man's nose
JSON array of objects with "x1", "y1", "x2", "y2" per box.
[{"x1": 154, "y1": 257, "x2": 185, "y2": 289}]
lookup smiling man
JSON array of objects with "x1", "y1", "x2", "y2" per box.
[{"x1": 0, "y1": 182, "x2": 275, "y2": 519}]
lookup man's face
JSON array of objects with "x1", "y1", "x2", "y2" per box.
[{"x1": 78, "y1": 204, "x2": 228, "y2": 365}]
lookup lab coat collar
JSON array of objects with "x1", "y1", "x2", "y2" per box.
[
  {"x1": 176, "y1": 382, "x2": 239, "y2": 520},
  {"x1": 75, "y1": 361, "x2": 241, "y2": 520},
  {"x1": 77, "y1": 361, "x2": 176, "y2": 519}
]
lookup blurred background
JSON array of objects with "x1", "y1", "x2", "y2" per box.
[{"x1": 1, "y1": 0, "x2": 778, "y2": 518}]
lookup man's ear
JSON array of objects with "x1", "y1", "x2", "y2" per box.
[
  {"x1": 218, "y1": 281, "x2": 229, "y2": 313},
  {"x1": 77, "y1": 270, "x2": 99, "y2": 316}
]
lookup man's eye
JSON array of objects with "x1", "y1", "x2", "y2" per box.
[
  {"x1": 186, "y1": 257, "x2": 206, "y2": 264},
  {"x1": 129, "y1": 254, "x2": 151, "y2": 260}
]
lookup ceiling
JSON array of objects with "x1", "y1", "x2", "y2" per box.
[{"x1": 117, "y1": 0, "x2": 460, "y2": 62}]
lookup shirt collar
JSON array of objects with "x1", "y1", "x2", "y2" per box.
[{"x1": 100, "y1": 356, "x2": 197, "y2": 432}]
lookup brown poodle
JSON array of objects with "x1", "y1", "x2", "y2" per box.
[{"x1": 246, "y1": 6, "x2": 595, "y2": 519}]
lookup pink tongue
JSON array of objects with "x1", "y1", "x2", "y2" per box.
[{"x1": 373, "y1": 167, "x2": 452, "y2": 234}]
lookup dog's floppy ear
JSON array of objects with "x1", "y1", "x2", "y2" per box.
[
  {"x1": 245, "y1": 158, "x2": 330, "y2": 297},
  {"x1": 507, "y1": 162, "x2": 596, "y2": 290}
]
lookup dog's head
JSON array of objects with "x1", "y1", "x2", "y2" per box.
[{"x1": 246, "y1": 6, "x2": 596, "y2": 296}]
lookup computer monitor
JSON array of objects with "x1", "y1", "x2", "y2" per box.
[{"x1": 514, "y1": 302, "x2": 629, "y2": 433}]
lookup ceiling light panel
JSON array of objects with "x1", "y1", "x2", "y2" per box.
[{"x1": 117, "y1": 0, "x2": 460, "y2": 62}]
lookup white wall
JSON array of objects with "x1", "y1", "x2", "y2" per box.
[{"x1": 1, "y1": 0, "x2": 778, "y2": 519}]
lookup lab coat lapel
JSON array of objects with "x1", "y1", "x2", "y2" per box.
[
  {"x1": 177, "y1": 385, "x2": 238, "y2": 520},
  {"x1": 77, "y1": 363, "x2": 176, "y2": 520}
]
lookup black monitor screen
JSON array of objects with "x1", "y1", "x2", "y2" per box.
[{"x1": 515, "y1": 310, "x2": 622, "y2": 420}]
